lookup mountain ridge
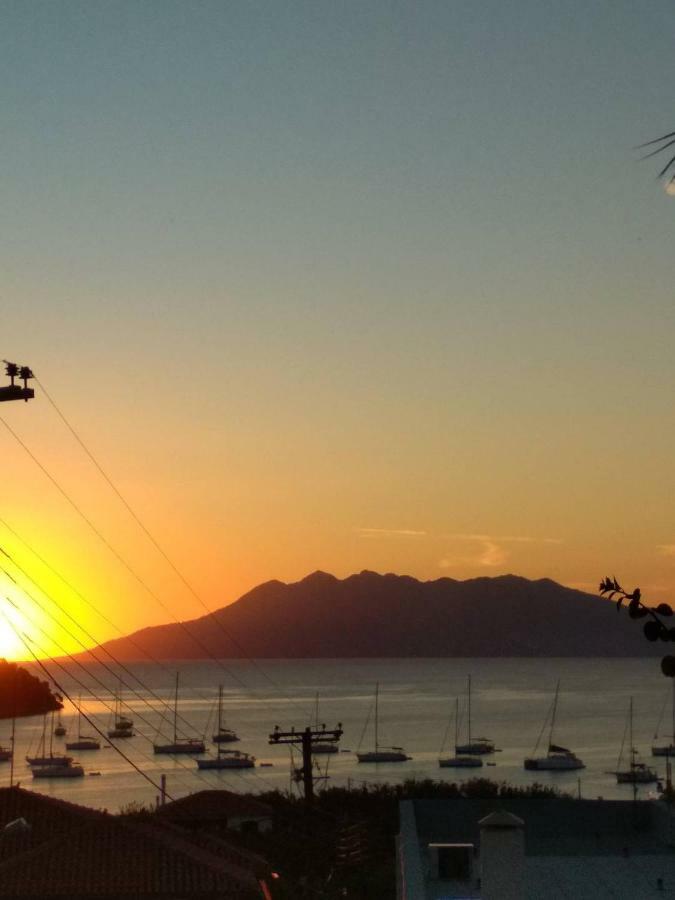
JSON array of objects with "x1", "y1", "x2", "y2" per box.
[{"x1": 89, "y1": 570, "x2": 658, "y2": 661}]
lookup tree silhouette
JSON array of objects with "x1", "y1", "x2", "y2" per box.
[
  {"x1": 599, "y1": 577, "x2": 675, "y2": 677},
  {"x1": 0, "y1": 659, "x2": 62, "y2": 719}
]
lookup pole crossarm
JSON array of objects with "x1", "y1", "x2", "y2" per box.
[
  {"x1": 269, "y1": 725, "x2": 343, "y2": 745},
  {"x1": 269, "y1": 724, "x2": 343, "y2": 804}
]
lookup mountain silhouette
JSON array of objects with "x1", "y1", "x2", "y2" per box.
[{"x1": 91, "y1": 571, "x2": 660, "y2": 660}]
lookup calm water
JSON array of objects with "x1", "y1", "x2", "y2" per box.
[{"x1": 2, "y1": 658, "x2": 672, "y2": 811}]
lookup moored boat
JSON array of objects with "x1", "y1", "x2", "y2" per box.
[
  {"x1": 311, "y1": 693, "x2": 339, "y2": 755},
  {"x1": 153, "y1": 672, "x2": 206, "y2": 755},
  {"x1": 356, "y1": 683, "x2": 410, "y2": 763},
  {"x1": 154, "y1": 738, "x2": 206, "y2": 755},
  {"x1": 32, "y1": 760, "x2": 84, "y2": 779},
  {"x1": 524, "y1": 746, "x2": 585, "y2": 771},
  {"x1": 107, "y1": 688, "x2": 134, "y2": 739},
  {"x1": 26, "y1": 753, "x2": 73, "y2": 766},
  {"x1": 197, "y1": 749, "x2": 255, "y2": 770},
  {"x1": 54, "y1": 715, "x2": 66, "y2": 738},
  {"x1": 211, "y1": 685, "x2": 239, "y2": 744},
  {"x1": 455, "y1": 676, "x2": 497, "y2": 755},
  {"x1": 652, "y1": 681, "x2": 675, "y2": 757},
  {"x1": 439, "y1": 698, "x2": 483, "y2": 769},
  {"x1": 65, "y1": 698, "x2": 101, "y2": 751},
  {"x1": 612, "y1": 698, "x2": 658, "y2": 784},
  {"x1": 26, "y1": 715, "x2": 72, "y2": 767},
  {"x1": 523, "y1": 681, "x2": 585, "y2": 771}
]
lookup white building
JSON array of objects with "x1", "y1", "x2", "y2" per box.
[{"x1": 397, "y1": 795, "x2": 675, "y2": 899}]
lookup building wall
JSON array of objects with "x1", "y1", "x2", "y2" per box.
[{"x1": 397, "y1": 801, "x2": 426, "y2": 900}]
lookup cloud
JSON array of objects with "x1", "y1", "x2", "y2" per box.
[
  {"x1": 445, "y1": 533, "x2": 562, "y2": 545},
  {"x1": 439, "y1": 532, "x2": 562, "y2": 570},
  {"x1": 658, "y1": 544, "x2": 675, "y2": 557},
  {"x1": 355, "y1": 528, "x2": 427, "y2": 538},
  {"x1": 477, "y1": 540, "x2": 508, "y2": 566}
]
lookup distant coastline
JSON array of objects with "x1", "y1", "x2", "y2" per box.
[{"x1": 79, "y1": 571, "x2": 659, "y2": 662}]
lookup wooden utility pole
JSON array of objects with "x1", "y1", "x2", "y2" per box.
[{"x1": 269, "y1": 724, "x2": 342, "y2": 804}]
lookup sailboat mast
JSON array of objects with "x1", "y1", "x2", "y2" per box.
[
  {"x1": 315, "y1": 692, "x2": 319, "y2": 729},
  {"x1": 455, "y1": 697, "x2": 459, "y2": 748},
  {"x1": 629, "y1": 696, "x2": 634, "y2": 770},
  {"x1": 173, "y1": 672, "x2": 179, "y2": 744},
  {"x1": 375, "y1": 682, "x2": 379, "y2": 753},
  {"x1": 548, "y1": 681, "x2": 560, "y2": 750},
  {"x1": 467, "y1": 676, "x2": 472, "y2": 746},
  {"x1": 218, "y1": 685, "x2": 223, "y2": 734}
]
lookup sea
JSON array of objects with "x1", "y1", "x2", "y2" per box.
[{"x1": 2, "y1": 657, "x2": 672, "y2": 812}]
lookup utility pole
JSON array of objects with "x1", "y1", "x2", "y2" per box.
[
  {"x1": 0, "y1": 362, "x2": 34, "y2": 403},
  {"x1": 269, "y1": 723, "x2": 342, "y2": 805}
]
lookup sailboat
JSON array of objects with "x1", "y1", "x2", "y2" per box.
[
  {"x1": 26, "y1": 713, "x2": 73, "y2": 767},
  {"x1": 439, "y1": 698, "x2": 483, "y2": 768},
  {"x1": 65, "y1": 698, "x2": 101, "y2": 751},
  {"x1": 454, "y1": 676, "x2": 496, "y2": 755},
  {"x1": 613, "y1": 697, "x2": 658, "y2": 784},
  {"x1": 356, "y1": 683, "x2": 410, "y2": 763},
  {"x1": 652, "y1": 681, "x2": 675, "y2": 756},
  {"x1": 0, "y1": 744, "x2": 12, "y2": 762},
  {"x1": 524, "y1": 680, "x2": 584, "y2": 771},
  {"x1": 153, "y1": 672, "x2": 206, "y2": 755},
  {"x1": 32, "y1": 759, "x2": 84, "y2": 779},
  {"x1": 211, "y1": 685, "x2": 239, "y2": 744},
  {"x1": 107, "y1": 689, "x2": 134, "y2": 739},
  {"x1": 312, "y1": 692, "x2": 339, "y2": 755},
  {"x1": 197, "y1": 748, "x2": 256, "y2": 770},
  {"x1": 54, "y1": 714, "x2": 66, "y2": 737}
]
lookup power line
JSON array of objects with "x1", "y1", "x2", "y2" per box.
[
  {"x1": 0, "y1": 561, "x2": 280, "y2": 795},
  {"x1": 0, "y1": 548, "x2": 206, "y2": 741},
  {"x1": 0, "y1": 413, "x2": 308, "y2": 719},
  {"x1": 0, "y1": 608, "x2": 172, "y2": 800},
  {"x1": 0, "y1": 518, "x2": 271, "y2": 753},
  {"x1": 34, "y1": 377, "x2": 312, "y2": 719},
  {"x1": 2, "y1": 595, "x2": 207, "y2": 790}
]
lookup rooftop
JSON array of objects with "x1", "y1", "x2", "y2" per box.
[
  {"x1": 0, "y1": 787, "x2": 266, "y2": 899},
  {"x1": 156, "y1": 789, "x2": 273, "y2": 823},
  {"x1": 398, "y1": 795, "x2": 675, "y2": 900}
]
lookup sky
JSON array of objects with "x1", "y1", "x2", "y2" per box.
[{"x1": 2, "y1": 0, "x2": 675, "y2": 658}]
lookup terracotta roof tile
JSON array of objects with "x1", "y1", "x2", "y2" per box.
[{"x1": 0, "y1": 788, "x2": 264, "y2": 898}]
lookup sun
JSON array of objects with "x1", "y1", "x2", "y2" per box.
[{"x1": 0, "y1": 619, "x2": 27, "y2": 662}]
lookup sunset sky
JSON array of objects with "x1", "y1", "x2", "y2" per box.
[{"x1": 2, "y1": 1, "x2": 675, "y2": 658}]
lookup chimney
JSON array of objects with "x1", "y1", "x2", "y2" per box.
[{"x1": 478, "y1": 809, "x2": 525, "y2": 900}]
